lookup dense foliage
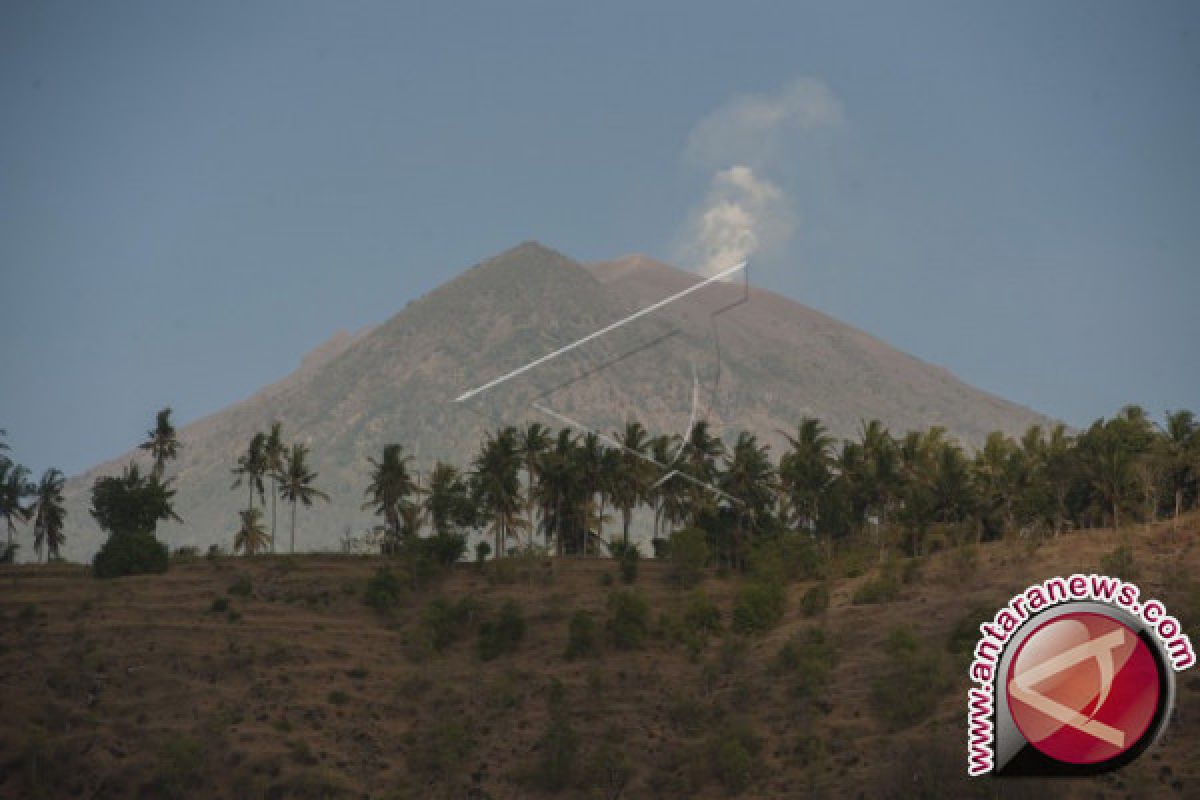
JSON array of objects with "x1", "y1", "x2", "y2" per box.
[{"x1": 344, "y1": 405, "x2": 1199, "y2": 570}]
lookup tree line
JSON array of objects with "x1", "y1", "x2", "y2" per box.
[
  {"x1": 0, "y1": 428, "x2": 67, "y2": 563},
  {"x1": 225, "y1": 404, "x2": 1200, "y2": 568},
  {"x1": 4, "y1": 402, "x2": 1197, "y2": 572}
]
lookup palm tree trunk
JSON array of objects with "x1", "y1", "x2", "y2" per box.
[
  {"x1": 271, "y1": 477, "x2": 278, "y2": 554},
  {"x1": 291, "y1": 501, "x2": 297, "y2": 554},
  {"x1": 1175, "y1": 489, "x2": 1183, "y2": 531},
  {"x1": 623, "y1": 509, "x2": 631, "y2": 546}
]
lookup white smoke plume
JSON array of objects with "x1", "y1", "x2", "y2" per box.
[
  {"x1": 682, "y1": 166, "x2": 794, "y2": 277},
  {"x1": 677, "y1": 77, "x2": 843, "y2": 277}
]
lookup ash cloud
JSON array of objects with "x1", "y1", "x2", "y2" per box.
[{"x1": 676, "y1": 77, "x2": 843, "y2": 277}]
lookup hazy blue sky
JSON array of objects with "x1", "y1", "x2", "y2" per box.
[{"x1": 2, "y1": 1, "x2": 1197, "y2": 476}]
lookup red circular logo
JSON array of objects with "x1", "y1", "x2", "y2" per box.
[{"x1": 1006, "y1": 612, "x2": 1160, "y2": 765}]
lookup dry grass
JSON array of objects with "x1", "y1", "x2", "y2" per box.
[{"x1": 2, "y1": 516, "x2": 1199, "y2": 798}]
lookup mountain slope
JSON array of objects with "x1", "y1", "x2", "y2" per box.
[{"x1": 59, "y1": 242, "x2": 1051, "y2": 560}]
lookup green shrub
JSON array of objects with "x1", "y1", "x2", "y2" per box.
[
  {"x1": 799, "y1": 583, "x2": 830, "y2": 617},
  {"x1": 1100, "y1": 541, "x2": 1137, "y2": 582},
  {"x1": 791, "y1": 733, "x2": 825, "y2": 767},
  {"x1": 427, "y1": 534, "x2": 468, "y2": 566},
  {"x1": 667, "y1": 692, "x2": 713, "y2": 734},
  {"x1": 423, "y1": 596, "x2": 479, "y2": 651},
  {"x1": 404, "y1": 718, "x2": 476, "y2": 784},
  {"x1": 851, "y1": 569, "x2": 899, "y2": 605},
  {"x1": 478, "y1": 600, "x2": 526, "y2": 660},
  {"x1": 610, "y1": 540, "x2": 640, "y2": 584},
  {"x1": 533, "y1": 709, "x2": 578, "y2": 791},
  {"x1": 682, "y1": 590, "x2": 722, "y2": 637},
  {"x1": 746, "y1": 536, "x2": 824, "y2": 583},
  {"x1": 707, "y1": 722, "x2": 762, "y2": 794},
  {"x1": 606, "y1": 590, "x2": 650, "y2": 650},
  {"x1": 227, "y1": 575, "x2": 253, "y2": 597},
  {"x1": 93, "y1": 530, "x2": 169, "y2": 579},
  {"x1": 669, "y1": 527, "x2": 709, "y2": 588},
  {"x1": 731, "y1": 579, "x2": 786, "y2": 634},
  {"x1": 364, "y1": 567, "x2": 403, "y2": 612},
  {"x1": 172, "y1": 545, "x2": 199, "y2": 560},
  {"x1": 772, "y1": 628, "x2": 835, "y2": 698},
  {"x1": 209, "y1": 597, "x2": 229, "y2": 613},
  {"x1": 153, "y1": 736, "x2": 205, "y2": 799},
  {"x1": 564, "y1": 611, "x2": 599, "y2": 659},
  {"x1": 947, "y1": 605, "x2": 994, "y2": 656},
  {"x1": 871, "y1": 626, "x2": 949, "y2": 730},
  {"x1": 327, "y1": 689, "x2": 349, "y2": 705},
  {"x1": 582, "y1": 738, "x2": 633, "y2": 799}
]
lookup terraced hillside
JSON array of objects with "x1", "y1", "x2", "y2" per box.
[{"x1": 3, "y1": 516, "x2": 1197, "y2": 799}]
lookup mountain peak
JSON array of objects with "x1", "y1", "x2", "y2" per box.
[
  {"x1": 483, "y1": 240, "x2": 572, "y2": 267},
  {"x1": 59, "y1": 243, "x2": 1052, "y2": 561}
]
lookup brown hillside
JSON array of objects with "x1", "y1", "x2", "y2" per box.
[{"x1": 2, "y1": 517, "x2": 1197, "y2": 799}]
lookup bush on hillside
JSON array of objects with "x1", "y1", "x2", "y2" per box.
[
  {"x1": 606, "y1": 590, "x2": 650, "y2": 650},
  {"x1": 423, "y1": 595, "x2": 480, "y2": 651},
  {"x1": 731, "y1": 579, "x2": 786, "y2": 634},
  {"x1": 477, "y1": 599, "x2": 526, "y2": 660},
  {"x1": 610, "y1": 540, "x2": 640, "y2": 584},
  {"x1": 93, "y1": 530, "x2": 169, "y2": 579},
  {"x1": 363, "y1": 567, "x2": 404, "y2": 612},
  {"x1": 564, "y1": 611, "x2": 599, "y2": 659}
]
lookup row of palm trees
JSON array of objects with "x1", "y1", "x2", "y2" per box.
[
  {"x1": 0, "y1": 429, "x2": 67, "y2": 562},
  {"x1": 230, "y1": 422, "x2": 329, "y2": 555},
  {"x1": 17, "y1": 401, "x2": 1199, "y2": 566},
  {"x1": 343, "y1": 405, "x2": 1200, "y2": 567}
]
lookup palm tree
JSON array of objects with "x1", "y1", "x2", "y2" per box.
[
  {"x1": 1159, "y1": 410, "x2": 1198, "y2": 529},
  {"x1": 30, "y1": 468, "x2": 67, "y2": 562},
  {"x1": 471, "y1": 427, "x2": 526, "y2": 557},
  {"x1": 535, "y1": 430, "x2": 582, "y2": 555},
  {"x1": 139, "y1": 407, "x2": 181, "y2": 479},
  {"x1": 575, "y1": 432, "x2": 611, "y2": 554},
  {"x1": 0, "y1": 461, "x2": 33, "y2": 560},
  {"x1": 363, "y1": 444, "x2": 418, "y2": 546},
  {"x1": 778, "y1": 416, "x2": 834, "y2": 533},
  {"x1": 647, "y1": 434, "x2": 674, "y2": 542},
  {"x1": 233, "y1": 507, "x2": 270, "y2": 556},
  {"x1": 425, "y1": 461, "x2": 472, "y2": 536},
  {"x1": 263, "y1": 422, "x2": 287, "y2": 553},
  {"x1": 1078, "y1": 418, "x2": 1139, "y2": 530},
  {"x1": 518, "y1": 422, "x2": 552, "y2": 545},
  {"x1": 720, "y1": 432, "x2": 776, "y2": 569},
  {"x1": 231, "y1": 432, "x2": 268, "y2": 512},
  {"x1": 278, "y1": 443, "x2": 329, "y2": 553},
  {"x1": 682, "y1": 420, "x2": 725, "y2": 527},
  {"x1": 611, "y1": 420, "x2": 652, "y2": 546},
  {"x1": 1041, "y1": 424, "x2": 1075, "y2": 535},
  {"x1": 398, "y1": 498, "x2": 427, "y2": 539}
]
